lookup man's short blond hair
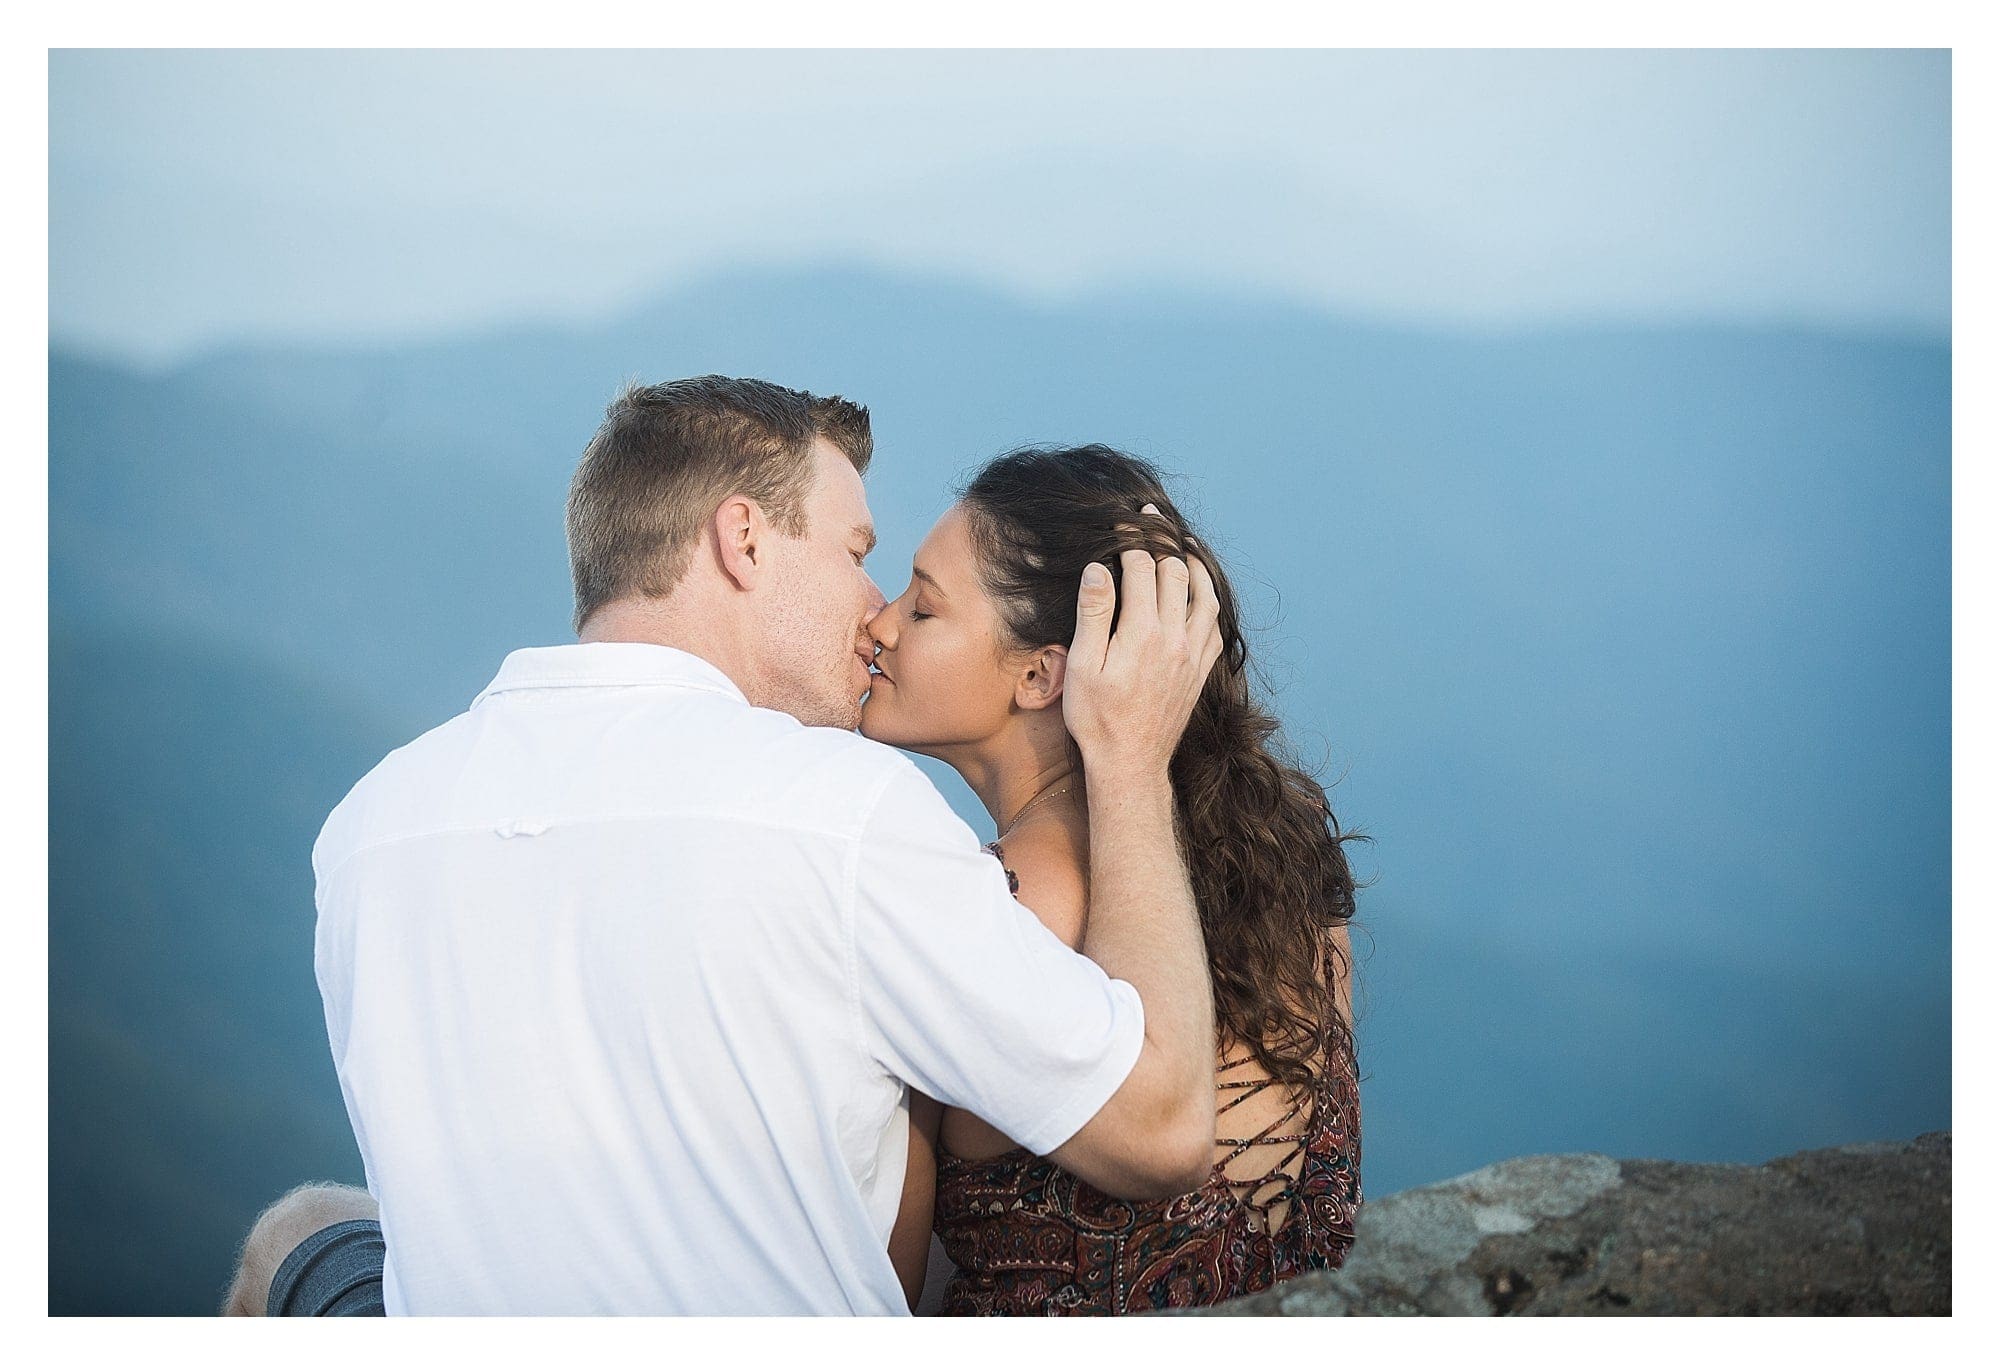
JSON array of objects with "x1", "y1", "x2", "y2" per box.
[{"x1": 565, "y1": 375, "x2": 873, "y2": 633}]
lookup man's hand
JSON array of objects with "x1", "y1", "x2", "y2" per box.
[{"x1": 1062, "y1": 507, "x2": 1225, "y2": 779}]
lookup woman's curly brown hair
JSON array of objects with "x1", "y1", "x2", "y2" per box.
[{"x1": 960, "y1": 444, "x2": 1364, "y2": 1089}]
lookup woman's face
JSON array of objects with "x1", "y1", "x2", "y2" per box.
[{"x1": 860, "y1": 503, "x2": 1027, "y2": 757}]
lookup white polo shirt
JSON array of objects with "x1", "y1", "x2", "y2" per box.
[{"x1": 312, "y1": 643, "x2": 1144, "y2": 1315}]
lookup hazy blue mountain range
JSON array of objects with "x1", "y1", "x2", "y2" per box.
[{"x1": 48, "y1": 268, "x2": 1950, "y2": 1314}]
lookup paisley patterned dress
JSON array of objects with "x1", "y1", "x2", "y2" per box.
[{"x1": 930, "y1": 845, "x2": 1364, "y2": 1315}]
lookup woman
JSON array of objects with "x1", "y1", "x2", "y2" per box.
[{"x1": 862, "y1": 444, "x2": 1365, "y2": 1315}]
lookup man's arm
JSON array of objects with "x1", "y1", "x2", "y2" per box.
[{"x1": 1046, "y1": 543, "x2": 1224, "y2": 1200}]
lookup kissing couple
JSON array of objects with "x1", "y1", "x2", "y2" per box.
[{"x1": 229, "y1": 375, "x2": 1364, "y2": 1316}]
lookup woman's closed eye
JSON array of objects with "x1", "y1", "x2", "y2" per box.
[{"x1": 908, "y1": 606, "x2": 932, "y2": 622}]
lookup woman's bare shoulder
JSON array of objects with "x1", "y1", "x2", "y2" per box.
[{"x1": 993, "y1": 817, "x2": 1090, "y2": 950}]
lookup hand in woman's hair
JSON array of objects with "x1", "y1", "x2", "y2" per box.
[{"x1": 1061, "y1": 509, "x2": 1225, "y2": 778}]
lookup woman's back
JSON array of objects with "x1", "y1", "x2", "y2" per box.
[
  {"x1": 929, "y1": 839, "x2": 1362, "y2": 1314},
  {"x1": 932, "y1": 985, "x2": 1362, "y2": 1315}
]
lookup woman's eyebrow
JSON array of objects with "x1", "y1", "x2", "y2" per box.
[{"x1": 911, "y1": 565, "x2": 948, "y2": 597}]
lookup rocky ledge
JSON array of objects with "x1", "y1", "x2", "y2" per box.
[{"x1": 1192, "y1": 1131, "x2": 1949, "y2": 1315}]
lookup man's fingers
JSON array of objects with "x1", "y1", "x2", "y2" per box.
[
  {"x1": 1138, "y1": 503, "x2": 1201, "y2": 641},
  {"x1": 1155, "y1": 554, "x2": 1191, "y2": 637},
  {"x1": 1186, "y1": 555, "x2": 1224, "y2": 677},
  {"x1": 1115, "y1": 549, "x2": 1160, "y2": 639},
  {"x1": 1068, "y1": 560, "x2": 1114, "y2": 675},
  {"x1": 1187, "y1": 554, "x2": 1221, "y2": 633}
]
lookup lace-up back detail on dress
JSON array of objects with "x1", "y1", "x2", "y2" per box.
[
  {"x1": 1212, "y1": 1054, "x2": 1317, "y2": 1236},
  {"x1": 932, "y1": 844, "x2": 1363, "y2": 1315}
]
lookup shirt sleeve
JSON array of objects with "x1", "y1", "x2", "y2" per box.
[{"x1": 848, "y1": 763, "x2": 1145, "y2": 1156}]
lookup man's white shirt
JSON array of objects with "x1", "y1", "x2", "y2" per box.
[{"x1": 312, "y1": 643, "x2": 1144, "y2": 1314}]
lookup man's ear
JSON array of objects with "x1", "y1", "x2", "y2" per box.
[
  {"x1": 712, "y1": 495, "x2": 767, "y2": 591},
  {"x1": 1015, "y1": 644, "x2": 1068, "y2": 712}
]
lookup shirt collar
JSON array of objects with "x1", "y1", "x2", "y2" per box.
[{"x1": 472, "y1": 643, "x2": 750, "y2": 708}]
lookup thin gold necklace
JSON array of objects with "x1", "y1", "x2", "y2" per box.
[{"x1": 998, "y1": 775, "x2": 1075, "y2": 841}]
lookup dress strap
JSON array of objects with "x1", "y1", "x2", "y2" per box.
[{"x1": 982, "y1": 841, "x2": 1020, "y2": 896}]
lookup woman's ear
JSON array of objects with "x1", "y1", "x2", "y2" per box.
[{"x1": 1015, "y1": 644, "x2": 1068, "y2": 712}]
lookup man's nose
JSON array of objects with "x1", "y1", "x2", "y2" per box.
[{"x1": 861, "y1": 574, "x2": 888, "y2": 622}]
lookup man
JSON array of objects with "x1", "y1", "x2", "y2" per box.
[{"x1": 235, "y1": 376, "x2": 1221, "y2": 1314}]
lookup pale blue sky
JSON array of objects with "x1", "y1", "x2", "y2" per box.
[{"x1": 50, "y1": 48, "x2": 1949, "y2": 364}]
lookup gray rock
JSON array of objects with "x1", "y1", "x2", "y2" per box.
[{"x1": 1191, "y1": 1131, "x2": 1949, "y2": 1315}]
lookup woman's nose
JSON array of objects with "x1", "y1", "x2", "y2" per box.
[{"x1": 866, "y1": 603, "x2": 896, "y2": 650}]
